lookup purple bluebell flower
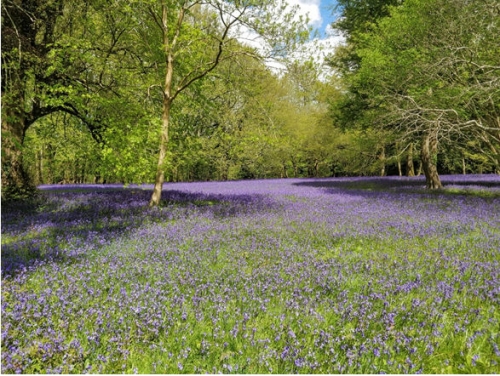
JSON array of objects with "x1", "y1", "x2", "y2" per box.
[
  {"x1": 294, "y1": 357, "x2": 305, "y2": 367},
  {"x1": 2, "y1": 175, "x2": 500, "y2": 373}
]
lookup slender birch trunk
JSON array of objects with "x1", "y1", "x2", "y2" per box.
[
  {"x1": 379, "y1": 146, "x2": 386, "y2": 177},
  {"x1": 406, "y1": 142, "x2": 415, "y2": 177},
  {"x1": 149, "y1": 97, "x2": 172, "y2": 207},
  {"x1": 149, "y1": 4, "x2": 180, "y2": 207}
]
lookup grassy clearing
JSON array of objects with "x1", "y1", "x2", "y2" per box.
[{"x1": 2, "y1": 176, "x2": 500, "y2": 373}]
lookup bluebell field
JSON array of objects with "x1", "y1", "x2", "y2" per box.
[{"x1": 2, "y1": 175, "x2": 500, "y2": 373}]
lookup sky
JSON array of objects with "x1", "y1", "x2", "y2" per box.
[
  {"x1": 288, "y1": 0, "x2": 340, "y2": 38},
  {"x1": 233, "y1": 0, "x2": 344, "y2": 77},
  {"x1": 285, "y1": 0, "x2": 344, "y2": 68}
]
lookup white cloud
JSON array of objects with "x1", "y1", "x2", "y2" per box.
[
  {"x1": 223, "y1": 0, "x2": 346, "y2": 80},
  {"x1": 287, "y1": 0, "x2": 323, "y2": 28},
  {"x1": 324, "y1": 23, "x2": 336, "y2": 36}
]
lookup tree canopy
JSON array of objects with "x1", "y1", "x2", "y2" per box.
[
  {"x1": 329, "y1": 0, "x2": 500, "y2": 187},
  {"x1": 2, "y1": 0, "x2": 499, "y2": 202}
]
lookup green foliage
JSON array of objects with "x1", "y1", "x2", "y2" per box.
[
  {"x1": 10, "y1": 0, "x2": 500, "y2": 191},
  {"x1": 329, "y1": 0, "x2": 500, "y2": 180}
]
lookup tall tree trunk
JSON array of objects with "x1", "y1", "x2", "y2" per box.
[
  {"x1": 379, "y1": 146, "x2": 386, "y2": 176},
  {"x1": 37, "y1": 148, "x2": 44, "y2": 184},
  {"x1": 1, "y1": 106, "x2": 36, "y2": 199},
  {"x1": 149, "y1": 98, "x2": 171, "y2": 207},
  {"x1": 484, "y1": 137, "x2": 500, "y2": 174},
  {"x1": 406, "y1": 142, "x2": 415, "y2": 176},
  {"x1": 149, "y1": 3, "x2": 183, "y2": 207},
  {"x1": 420, "y1": 131, "x2": 442, "y2": 189},
  {"x1": 396, "y1": 143, "x2": 402, "y2": 176},
  {"x1": 282, "y1": 163, "x2": 288, "y2": 178},
  {"x1": 417, "y1": 160, "x2": 422, "y2": 176}
]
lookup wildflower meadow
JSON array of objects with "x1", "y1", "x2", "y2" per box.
[{"x1": 2, "y1": 175, "x2": 500, "y2": 373}]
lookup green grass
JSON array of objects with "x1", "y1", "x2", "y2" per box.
[{"x1": 2, "y1": 182, "x2": 499, "y2": 373}]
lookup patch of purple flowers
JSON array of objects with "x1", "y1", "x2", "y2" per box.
[{"x1": 2, "y1": 175, "x2": 500, "y2": 373}]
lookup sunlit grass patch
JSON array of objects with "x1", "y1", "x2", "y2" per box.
[{"x1": 441, "y1": 186, "x2": 500, "y2": 199}]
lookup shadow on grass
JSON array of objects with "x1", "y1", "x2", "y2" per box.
[
  {"x1": 293, "y1": 175, "x2": 500, "y2": 198},
  {"x1": 1, "y1": 186, "x2": 274, "y2": 278}
]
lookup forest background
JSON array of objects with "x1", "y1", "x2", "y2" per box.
[{"x1": 2, "y1": 0, "x2": 499, "y2": 203}]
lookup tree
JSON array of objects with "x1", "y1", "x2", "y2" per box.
[
  {"x1": 329, "y1": 0, "x2": 500, "y2": 187},
  {"x1": 328, "y1": 0, "x2": 402, "y2": 75},
  {"x1": 123, "y1": 0, "x2": 309, "y2": 206},
  {"x1": 23, "y1": 114, "x2": 103, "y2": 185},
  {"x1": 1, "y1": 0, "x2": 140, "y2": 198},
  {"x1": 2, "y1": 0, "x2": 66, "y2": 198}
]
